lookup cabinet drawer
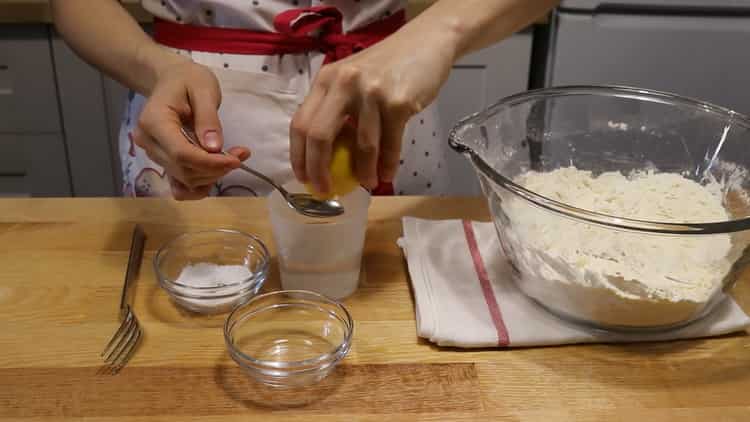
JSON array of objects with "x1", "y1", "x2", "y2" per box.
[
  {"x1": 0, "y1": 25, "x2": 61, "y2": 133},
  {"x1": 0, "y1": 133, "x2": 71, "y2": 196}
]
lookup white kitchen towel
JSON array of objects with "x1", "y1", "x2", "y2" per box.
[{"x1": 399, "y1": 217, "x2": 750, "y2": 348}]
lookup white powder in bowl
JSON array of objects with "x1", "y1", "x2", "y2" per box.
[
  {"x1": 500, "y1": 166, "x2": 737, "y2": 328},
  {"x1": 170, "y1": 263, "x2": 255, "y2": 312},
  {"x1": 175, "y1": 263, "x2": 253, "y2": 288}
]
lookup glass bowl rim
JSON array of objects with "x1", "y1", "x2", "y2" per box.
[
  {"x1": 224, "y1": 290, "x2": 354, "y2": 371},
  {"x1": 449, "y1": 84, "x2": 750, "y2": 234},
  {"x1": 153, "y1": 228, "x2": 270, "y2": 292}
]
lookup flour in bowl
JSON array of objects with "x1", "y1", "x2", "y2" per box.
[{"x1": 500, "y1": 166, "x2": 736, "y2": 327}]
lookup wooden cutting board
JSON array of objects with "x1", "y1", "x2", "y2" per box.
[{"x1": 0, "y1": 197, "x2": 749, "y2": 421}]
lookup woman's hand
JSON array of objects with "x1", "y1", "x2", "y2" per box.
[
  {"x1": 51, "y1": 0, "x2": 250, "y2": 199},
  {"x1": 289, "y1": 25, "x2": 458, "y2": 195},
  {"x1": 289, "y1": 0, "x2": 557, "y2": 195},
  {"x1": 133, "y1": 59, "x2": 251, "y2": 200}
]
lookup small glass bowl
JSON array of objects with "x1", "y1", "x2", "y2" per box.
[
  {"x1": 224, "y1": 290, "x2": 354, "y2": 388},
  {"x1": 154, "y1": 229, "x2": 269, "y2": 314}
]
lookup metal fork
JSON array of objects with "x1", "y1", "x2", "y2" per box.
[{"x1": 100, "y1": 224, "x2": 146, "y2": 374}]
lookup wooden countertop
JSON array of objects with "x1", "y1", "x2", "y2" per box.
[
  {"x1": 1, "y1": 197, "x2": 749, "y2": 421},
  {"x1": 0, "y1": 0, "x2": 547, "y2": 24}
]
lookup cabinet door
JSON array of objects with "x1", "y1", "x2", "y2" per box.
[
  {"x1": 102, "y1": 76, "x2": 129, "y2": 195},
  {"x1": 51, "y1": 34, "x2": 118, "y2": 197},
  {"x1": 0, "y1": 133, "x2": 72, "y2": 197},
  {"x1": 435, "y1": 32, "x2": 533, "y2": 195},
  {"x1": 0, "y1": 25, "x2": 61, "y2": 133}
]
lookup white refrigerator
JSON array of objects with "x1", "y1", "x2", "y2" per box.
[{"x1": 540, "y1": 0, "x2": 750, "y2": 114}]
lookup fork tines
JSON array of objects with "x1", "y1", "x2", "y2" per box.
[{"x1": 100, "y1": 304, "x2": 142, "y2": 374}]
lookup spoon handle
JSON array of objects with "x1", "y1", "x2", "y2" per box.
[
  {"x1": 179, "y1": 126, "x2": 287, "y2": 195},
  {"x1": 234, "y1": 161, "x2": 286, "y2": 194}
]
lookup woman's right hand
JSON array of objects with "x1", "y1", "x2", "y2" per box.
[{"x1": 133, "y1": 59, "x2": 251, "y2": 200}]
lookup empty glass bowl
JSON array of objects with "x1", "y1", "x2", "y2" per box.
[
  {"x1": 154, "y1": 229, "x2": 269, "y2": 314},
  {"x1": 450, "y1": 85, "x2": 750, "y2": 331},
  {"x1": 224, "y1": 290, "x2": 354, "y2": 388}
]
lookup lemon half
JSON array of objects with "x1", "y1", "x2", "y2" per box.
[{"x1": 305, "y1": 134, "x2": 359, "y2": 200}]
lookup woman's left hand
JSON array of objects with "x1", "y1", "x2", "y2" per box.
[{"x1": 290, "y1": 25, "x2": 458, "y2": 195}]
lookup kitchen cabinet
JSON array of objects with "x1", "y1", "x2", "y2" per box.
[
  {"x1": 0, "y1": 25, "x2": 60, "y2": 133},
  {"x1": 0, "y1": 25, "x2": 71, "y2": 196},
  {"x1": 0, "y1": 25, "x2": 136, "y2": 198},
  {"x1": 0, "y1": 133, "x2": 71, "y2": 196},
  {"x1": 102, "y1": 76, "x2": 129, "y2": 195},
  {"x1": 51, "y1": 33, "x2": 120, "y2": 197},
  {"x1": 542, "y1": 0, "x2": 750, "y2": 115},
  {"x1": 436, "y1": 31, "x2": 533, "y2": 196}
]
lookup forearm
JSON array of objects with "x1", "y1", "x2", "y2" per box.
[
  {"x1": 51, "y1": 0, "x2": 187, "y2": 95},
  {"x1": 404, "y1": 0, "x2": 559, "y2": 63}
]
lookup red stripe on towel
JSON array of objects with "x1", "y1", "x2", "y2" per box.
[{"x1": 462, "y1": 220, "x2": 510, "y2": 346}]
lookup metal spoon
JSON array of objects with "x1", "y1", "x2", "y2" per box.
[{"x1": 180, "y1": 127, "x2": 345, "y2": 218}]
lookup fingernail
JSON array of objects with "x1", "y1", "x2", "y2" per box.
[
  {"x1": 364, "y1": 177, "x2": 378, "y2": 189},
  {"x1": 203, "y1": 130, "x2": 220, "y2": 149}
]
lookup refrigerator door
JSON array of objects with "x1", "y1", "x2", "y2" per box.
[
  {"x1": 559, "y1": 0, "x2": 750, "y2": 11},
  {"x1": 545, "y1": 11, "x2": 750, "y2": 115}
]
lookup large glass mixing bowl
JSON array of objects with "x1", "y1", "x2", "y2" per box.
[{"x1": 449, "y1": 85, "x2": 750, "y2": 331}]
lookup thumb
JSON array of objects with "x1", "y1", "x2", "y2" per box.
[{"x1": 189, "y1": 83, "x2": 223, "y2": 153}]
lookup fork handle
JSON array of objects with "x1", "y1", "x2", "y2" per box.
[{"x1": 120, "y1": 225, "x2": 146, "y2": 313}]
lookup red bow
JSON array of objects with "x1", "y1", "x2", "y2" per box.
[
  {"x1": 274, "y1": 6, "x2": 404, "y2": 64},
  {"x1": 154, "y1": 7, "x2": 405, "y2": 65}
]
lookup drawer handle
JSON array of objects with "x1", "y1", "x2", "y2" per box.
[{"x1": 0, "y1": 64, "x2": 10, "y2": 95}]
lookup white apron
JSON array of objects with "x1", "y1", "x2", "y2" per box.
[{"x1": 119, "y1": 0, "x2": 448, "y2": 197}]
